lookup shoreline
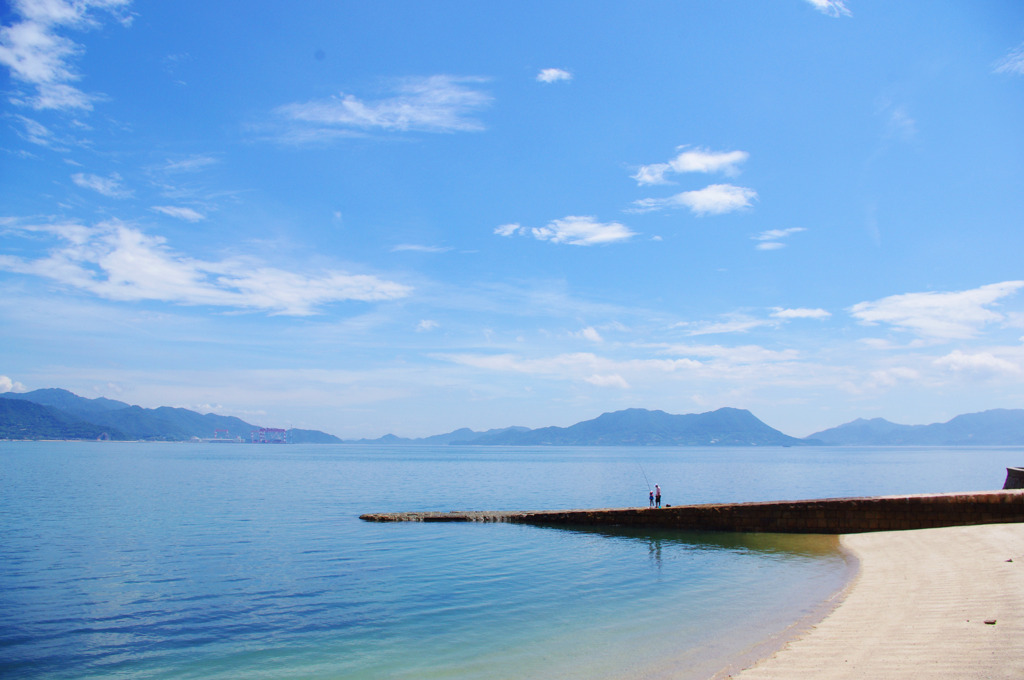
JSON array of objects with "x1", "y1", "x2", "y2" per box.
[{"x1": 726, "y1": 523, "x2": 1024, "y2": 679}]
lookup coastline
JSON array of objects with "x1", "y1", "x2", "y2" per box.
[{"x1": 727, "y1": 523, "x2": 1024, "y2": 679}]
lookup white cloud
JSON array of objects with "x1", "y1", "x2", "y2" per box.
[
  {"x1": 849, "y1": 281, "x2": 1024, "y2": 340},
  {"x1": 0, "y1": 16, "x2": 78, "y2": 85},
  {"x1": 753, "y1": 227, "x2": 805, "y2": 250},
  {"x1": 436, "y1": 347, "x2": 821, "y2": 393},
  {"x1": 14, "y1": 114, "x2": 57, "y2": 147},
  {"x1": 391, "y1": 244, "x2": 452, "y2": 253},
  {"x1": 152, "y1": 206, "x2": 205, "y2": 222},
  {"x1": 0, "y1": 0, "x2": 132, "y2": 111},
  {"x1": 652, "y1": 343, "x2": 800, "y2": 364},
  {"x1": 631, "y1": 163, "x2": 672, "y2": 186},
  {"x1": 771, "y1": 307, "x2": 831, "y2": 320},
  {"x1": 675, "y1": 313, "x2": 775, "y2": 336},
  {"x1": 0, "y1": 375, "x2": 28, "y2": 393},
  {"x1": 670, "y1": 148, "x2": 749, "y2": 175},
  {"x1": 633, "y1": 184, "x2": 757, "y2": 216},
  {"x1": 72, "y1": 172, "x2": 132, "y2": 198},
  {"x1": 754, "y1": 228, "x2": 805, "y2": 242},
  {"x1": 537, "y1": 68, "x2": 572, "y2": 83},
  {"x1": 671, "y1": 307, "x2": 829, "y2": 337},
  {"x1": 866, "y1": 367, "x2": 920, "y2": 389},
  {"x1": 494, "y1": 223, "x2": 521, "y2": 237},
  {"x1": 275, "y1": 75, "x2": 492, "y2": 138},
  {"x1": 439, "y1": 352, "x2": 674, "y2": 385},
  {"x1": 579, "y1": 326, "x2": 603, "y2": 343},
  {"x1": 995, "y1": 43, "x2": 1024, "y2": 75},
  {"x1": 633, "y1": 147, "x2": 748, "y2": 185},
  {"x1": 934, "y1": 350, "x2": 1021, "y2": 376},
  {"x1": 25, "y1": 82, "x2": 100, "y2": 110},
  {"x1": 876, "y1": 100, "x2": 916, "y2": 141},
  {"x1": 440, "y1": 351, "x2": 602, "y2": 376},
  {"x1": 805, "y1": 0, "x2": 851, "y2": 18},
  {"x1": 0, "y1": 220, "x2": 412, "y2": 315},
  {"x1": 496, "y1": 216, "x2": 636, "y2": 246},
  {"x1": 584, "y1": 374, "x2": 629, "y2": 389},
  {"x1": 416, "y1": 319, "x2": 439, "y2": 332}
]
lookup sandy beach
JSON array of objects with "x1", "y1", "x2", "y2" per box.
[{"x1": 731, "y1": 523, "x2": 1024, "y2": 679}]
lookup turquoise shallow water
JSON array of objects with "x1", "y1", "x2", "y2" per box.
[{"x1": 1, "y1": 443, "x2": 1021, "y2": 679}]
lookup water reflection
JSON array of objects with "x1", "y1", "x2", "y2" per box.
[{"x1": 525, "y1": 522, "x2": 842, "y2": 569}]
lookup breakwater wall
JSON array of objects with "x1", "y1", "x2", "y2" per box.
[
  {"x1": 361, "y1": 489, "x2": 1024, "y2": 534},
  {"x1": 1004, "y1": 467, "x2": 1024, "y2": 490}
]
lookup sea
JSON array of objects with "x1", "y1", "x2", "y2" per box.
[{"x1": 2, "y1": 442, "x2": 1021, "y2": 679}]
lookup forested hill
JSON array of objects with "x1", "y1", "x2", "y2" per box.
[
  {"x1": 457, "y1": 407, "x2": 810, "y2": 446},
  {"x1": 0, "y1": 398, "x2": 128, "y2": 441},
  {"x1": 0, "y1": 388, "x2": 341, "y2": 442}
]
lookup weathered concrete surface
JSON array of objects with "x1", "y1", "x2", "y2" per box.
[{"x1": 360, "y1": 489, "x2": 1024, "y2": 534}]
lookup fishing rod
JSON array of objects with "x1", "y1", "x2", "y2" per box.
[{"x1": 635, "y1": 459, "x2": 652, "y2": 492}]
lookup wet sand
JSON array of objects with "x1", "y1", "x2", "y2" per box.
[{"x1": 730, "y1": 523, "x2": 1024, "y2": 679}]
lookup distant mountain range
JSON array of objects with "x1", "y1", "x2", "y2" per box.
[
  {"x1": 807, "y1": 409, "x2": 1024, "y2": 446},
  {"x1": 0, "y1": 389, "x2": 341, "y2": 443},
  {"x1": 3, "y1": 386, "x2": 1024, "y2": 446},
  {"x1": 356, "y1": 407, "x2": 1024, "y2": 447},
  {"x1": 346, "y1": 407, "x2": 812, "y2": 447}
]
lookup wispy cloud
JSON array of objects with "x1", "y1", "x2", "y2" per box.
[
  {"x1": 650, "y1": 343, "x2": 801, "y2": 364},
  {"x1": 849, "y1": 281, "x2": 1024, "y2": 340},
  {"x1": 633, "y1": 146, "x2": 749, "y2": 185},
  {"x1": 674, "y1": 313, "x2": 776, "y2": 336},
  {"x1": 436, "y1": 346, "x2": 813, "y2": 392},
  {"x1": 771, "y1": 307, "x2": 831, "y2": 320},
  {"x1": 72, "y1": 172, "x2": 132, "y2": 198},
  {"x1": 753, "y1": 227, "x2": 805, "y2": 250},
  {"x1": 0, "y1": 0, "x2": 132, "y2": 111},
  {"x1": 584, "y1": 373, "x2": 629, "y2": 388},
  {"x1": 995, "y1": 43, "x2": 1024, "y2": 75},
  {"x1": 885, "y1": 107, "x2": 916, "y2": 139},
  {"x1": 274, "y1": 75, "x2": 492, "y2": 141},
  {"x1": 437, "y1": 352, "x2": 637, "y2": 390},
  {"x1": 674, "y1": 306, "x2": 829, "y2": 336},
  {"x1": 13, "y1": 114, "x2": 68, "y2": 148},
  {"x1": 804, "y1": 0, "x2": 851, "y2": 18},
  {"x1": 495, "y1": 216, "x2": 636, "y2": 246},
  {"x1": 875, "y1": 99, "x2": 916, "y2": 141},
  {"x1": 162, "y1": 155, "x2": 218, "y2": 173},
  {"x1": 0, "y1": 220, "x2": 412, "y2": 315},
  {"x1": 537, "y1": 68, "x2": 572, "y2": 83},
  {"x1": 391, "y1": 244, "x2": 453, "y2": 253},
  {"x1": 632, "y1": 184, "x2": 757, "y2": 216},
  {"x1": 152, "y1": 206, "x2": 205, "y2": 222},
  {"x1": 632, "y1": 164, "x2": 673, "y2": 186}
]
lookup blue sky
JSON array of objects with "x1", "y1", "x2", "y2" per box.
[{"x1": 2, "y1": 0, "x2": 1023, "y2": 439}]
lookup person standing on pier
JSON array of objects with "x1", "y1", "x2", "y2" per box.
[
  {"x1": 649, "y1": 489, "x2": 654, "y2": 508},
  {"x1": 655, "y1": 484, "x2": 661, "y2": 509}
]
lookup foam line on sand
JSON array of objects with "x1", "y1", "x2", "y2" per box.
[{"x1": 731, "y1": 523, "x2": 1024, "y2": 679}]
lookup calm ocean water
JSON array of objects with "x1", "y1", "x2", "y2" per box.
[{"x1": 2, "y1": 442, "x2": 1021, "y2": 679}]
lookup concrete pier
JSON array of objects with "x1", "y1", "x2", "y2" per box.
[{"x1": 360, "y1": 489, "x2": 1024, "y2": 534}]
